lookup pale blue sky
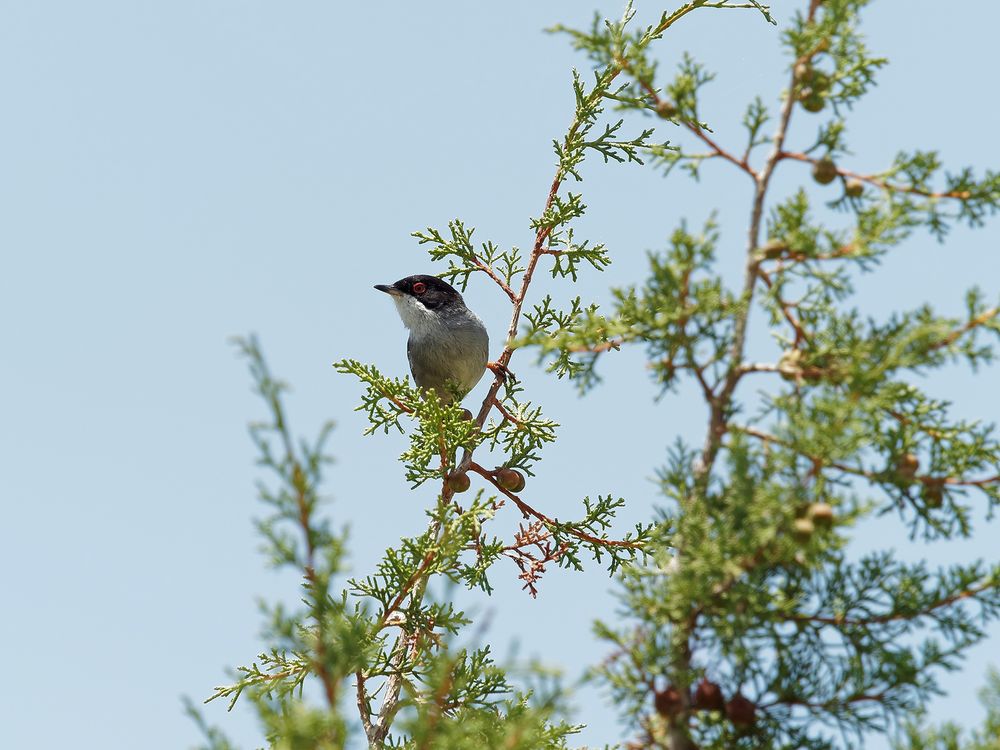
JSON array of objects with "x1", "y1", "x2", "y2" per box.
[{"x1": 2, "y1": 2, "x2": 999, "y2": 748}]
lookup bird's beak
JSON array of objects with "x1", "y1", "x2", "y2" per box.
[{"x1": 374, "y1": 284, "x2": 402, "y2": 296}]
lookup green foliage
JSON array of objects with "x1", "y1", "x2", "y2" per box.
[
  {"x1": 881, "y1": 151, "x2": 1000, "y2": 241},
  {"x1": 349, "y1": 491, "x2": 502, "y2": 604},
  {"x1": 412, "y1": 220, "x2": 525, "y2": 295},
  {"x1": 524, "y1": 217, "x2": 739, "y2": 395},
  {"x1": 663, "y1": 53, "x2": 716, "y2": 129}
]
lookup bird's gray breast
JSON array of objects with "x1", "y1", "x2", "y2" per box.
[{"x1": 406, "y1": 310, "x2": 489, "y2": 402}]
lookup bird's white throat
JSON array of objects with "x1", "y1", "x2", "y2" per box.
[{"x1": 391, "y1": 294, "x2": 444, "y2": 339}]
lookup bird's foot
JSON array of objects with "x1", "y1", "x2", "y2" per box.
[{"x1": 487, "y1": 361, "x2": 515, "y2": 383}]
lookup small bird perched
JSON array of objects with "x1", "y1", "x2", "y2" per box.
[{"x1": 375, "y1": 274, "x2": 490, "y2": 404}]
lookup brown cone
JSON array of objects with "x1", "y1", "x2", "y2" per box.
[
  {"x1": 726, "y1": 692, "x2": 756, "y2": 729},
  {"x1": 654, "y1": 686, "x2": 683, "y2": 718},
  {"x1": 692, "y1": 678, "x2": 725, "y2": 712}
]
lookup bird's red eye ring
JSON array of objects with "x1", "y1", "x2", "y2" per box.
[{"x1": 412, "y1": 281, "x2": 427, "y2": 295}]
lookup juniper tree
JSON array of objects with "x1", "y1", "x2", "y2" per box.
[{"x1": 193, "y1": 1, "x2": 1000, "y2": 749}]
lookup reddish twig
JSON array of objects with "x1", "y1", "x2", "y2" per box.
[
  {"x1": 735, "y1": 425, "x2": 879, "y2": 479},
  {"x1": 568, "y1": 338, "x2": 624, "y2": 354},
  {"x1": 761, "y1": 244, "x2": 860, "y2": 263},
  {"x1": 490, "y1": 397, "x2": 523, "y2": 425},
  {"x1": 499, "y1": 521, "x2": 572, "y2": 597},
  {"x1": 625, "y1": 71, "x2": 757, "y2": 178},
  {"x1": 779, "y1": 151, "x2": 974, "y2": 200},
  {"x1": 757, "y1": 267, "x2": 810, "y2": 346},
  {"x1": 782, "y1": 576, "x2": 998, "y2": 628},
  {"x1": 736, "y1": 424, "x2": 999, "y2": 489},
  {"x1": 760, "y1": 691, "x2": 888, "y2": 711},
  {"x1": 928, "y1": 306, "x2": 999, "y2": 351},
  {"x1": 472, "y1": 255, "x2": 518, "y2": 302},
  {"x1": 467, "y1": 462, "x2": 644, "y2": 550},
  {"x1": 377, "y1": 549, "x2": 437, "y2": 630}
]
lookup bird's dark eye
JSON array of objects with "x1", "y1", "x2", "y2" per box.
[{"x1": 412, "y1": 281, "x2": 427, "y2": 295}]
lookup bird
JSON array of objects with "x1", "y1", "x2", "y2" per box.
[{"x1": 374, "y1": 274, "x2": 492, "y2": 404}]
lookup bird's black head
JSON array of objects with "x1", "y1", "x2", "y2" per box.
[{"x1": 374, "y1": 275, "x2": 465, "y2": 311}]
